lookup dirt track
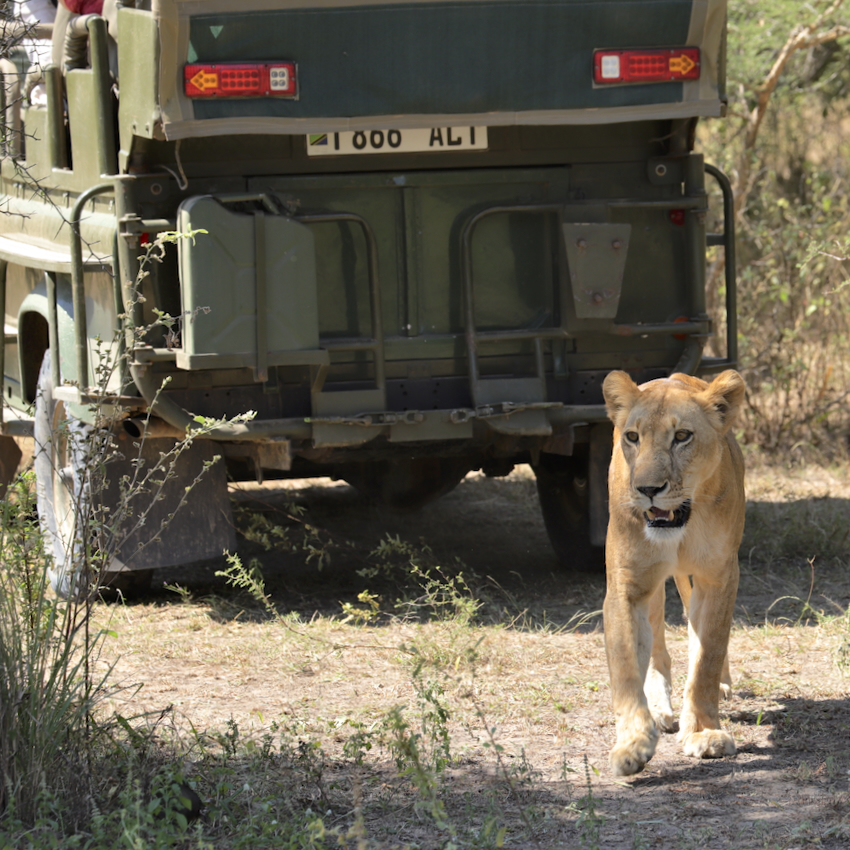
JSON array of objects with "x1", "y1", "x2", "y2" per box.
[{"x1": 97, "y1": 464, "x2": 850, "y2": 849}]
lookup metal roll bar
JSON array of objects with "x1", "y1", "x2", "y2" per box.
[{"x1": 702, "y1": 163, "x2": 738, "y2": 371}]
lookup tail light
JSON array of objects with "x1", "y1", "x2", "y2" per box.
[
  {"x1": 184, "y1": 62, "x2": 298, "y2": 98},
  {"x1": 593, "y1": 48, "x2": 700, "y2": 84}
]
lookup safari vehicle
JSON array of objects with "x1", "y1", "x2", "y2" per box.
[{"x1": 0, "y1": 0, "x2": 737, "y2": 594}]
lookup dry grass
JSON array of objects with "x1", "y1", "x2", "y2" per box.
[{"x1": 73, "y1": 460, "x2": 850, "y2": 849}]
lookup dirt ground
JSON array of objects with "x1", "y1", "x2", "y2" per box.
[{"x1": 94, "y1": 460, "x2": 850, "y2": 849}]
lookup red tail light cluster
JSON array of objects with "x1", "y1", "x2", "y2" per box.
[
  {"x1": 593, "y1": 48, "x2": 700, "y2": 84},
  {"x1": 184, "y1": 62, "x2": 298, "y2": 98}
]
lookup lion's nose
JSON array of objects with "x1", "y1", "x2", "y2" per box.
[{"x1": 637, "y1": 484, "x2": 667, "y2": 499}]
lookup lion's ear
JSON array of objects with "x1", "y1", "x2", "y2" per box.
[
  {"x1": 697, "y1": 370, "x2": 746, "y2": 433},
  {"x1": 602, "y1": 371, "x2": 641, "y2": 428}
]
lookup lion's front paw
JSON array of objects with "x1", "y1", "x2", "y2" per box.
[
  {"x1": 609, "y1": 727, "x2": 659, "y2": 776},
  {"x1": 679, "y1": 728, "x2": 736, "y2": 759}
]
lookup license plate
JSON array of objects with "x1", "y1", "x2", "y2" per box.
[{"x1": 306, "y1": 126, "x2": 487, "y2": 156}]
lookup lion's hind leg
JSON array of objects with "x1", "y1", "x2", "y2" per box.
[
  {"x1": 677, "y1": 568, "x2": 738, "y2": 760},
  {"x1": 675, "y1": 573, "x2": 733, "y2": 700},
  {"x1": 645, "y1": 582, "x2": 675, "y2": 733},
  {"x1": 720, "y1": 654, "x2": 732, "y2": 700}
]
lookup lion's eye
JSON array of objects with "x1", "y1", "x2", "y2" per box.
[
  {"x1": 674, "y1": 430, "x2": 692, "y2": 444},
  {"x1": 625, "y1": 431, "x2": 639, "y2": 444}
]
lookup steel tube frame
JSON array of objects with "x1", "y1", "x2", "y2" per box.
[
  {"x1": 69, "y1": 182, "x2": 114, "y2": 391},
  {"x1": 703, "y1": 163, "x2": 738, "y2": 370},
  {"x1": 125, "y1": 165, "x2": 735, "y2": 440}
]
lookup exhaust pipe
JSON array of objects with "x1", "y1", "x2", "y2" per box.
[{"x1": 122, "y1": 417, "x2": 186, "y2": 440}]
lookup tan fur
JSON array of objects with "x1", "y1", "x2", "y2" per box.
[{"x1": 601, "y1": 369, "x2": 746, "y2": 776}]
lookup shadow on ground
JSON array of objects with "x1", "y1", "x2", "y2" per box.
[{"x1": 147, "y1": 469, "x2": 850, "y2": 633}]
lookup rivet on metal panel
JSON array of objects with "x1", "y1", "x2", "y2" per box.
[
  {"x1": 655, "y1": 163, "x2": 668, "y2": 177},
  {"x1": 577, "y1": 238, "x2": 588, "y2": 249},
  {"x1": 611, "y1": 239, "x2": 622, "y2": 249}
]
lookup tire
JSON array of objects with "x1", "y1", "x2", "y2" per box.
[
  {"x1": 34, "y1": 351, "x2": 95, "y2": 598},
  {"x1": 33, "y1": 352, "x2": 152, "y2": 599},
  {"x1": 339, "y1": 456, "x2": 472, "y2": 512},
  {"x1": 102, "y1": 569, "x2": 154, "y2": 598},
  {"x1": 533, "y1": 450, "x2": 604, "y2": 573}
]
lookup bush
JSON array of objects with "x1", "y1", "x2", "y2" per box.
[
  {"x1": 699, "y1": 0, "x2": 850, "y2": 459},
  {"x1": 0, "y1": 472, "x2": 115, "y2": 829}
]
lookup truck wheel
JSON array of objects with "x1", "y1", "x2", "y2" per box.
[
  {"x1": 340, "y1": 456, "x2": 472, "y2": 511},
  {"x1": 533, "y1": 451, "x2": 604, "y2": 572},
  {"x1": 33, "y1": 352, "x2": 151, "y2": 598}
]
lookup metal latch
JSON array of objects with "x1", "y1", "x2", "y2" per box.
[{"x1": 475, "y1": 401, "x2": 563, "y2": 419}]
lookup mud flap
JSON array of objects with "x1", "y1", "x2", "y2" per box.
[{"x1": 99, "y1": 432, "x2": 235, "y2": 571}]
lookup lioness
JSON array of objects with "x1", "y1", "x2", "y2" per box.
[{"x1": 601, "y1": 369, "x2": 746, "y2": 776}]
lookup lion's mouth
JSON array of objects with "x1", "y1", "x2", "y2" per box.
[{"x1": 644, "y1": 500, "x2": 691, "y2": 529}]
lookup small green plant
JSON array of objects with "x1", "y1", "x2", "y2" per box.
[
  {"x1": 573, "y1": 756, "x2": 604, "y2": 850},
  {"x1": 397, "y1": 562, "x2": 481, "y2": 626},
  {"x1": 234, "y1": 503, "x2": 338, "y2": 571},
  {"x1": 340, "y1": 589, "x2": 382, "y2": 625},
  {"x1": 358, "y1": 532, "x2": 432, "y2": 581},
  {"x1": 340, "y1": 718, "x2": 377, "y2": 765},
  {"x1": 164, "y1": 582, "x2": 193, "y2": 604},
  {"x1": 379, "y1": 704, "x2": 453, "y2": 832},
  {"x1": 379, "y1": 661, "x2": 453, "y2": 774},
  {"x1": 215, "y1": 552, "x2": 277, "y2": 618},
  {"x1": 411, "y1": 661, "x2": 453, "y2": 773}
]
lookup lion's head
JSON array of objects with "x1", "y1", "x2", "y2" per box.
[{"x1": 602, "y1": 370, "x2": 746, "y2": 544}]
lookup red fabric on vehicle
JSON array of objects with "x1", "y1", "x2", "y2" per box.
[{"x1": 60, "y1": 0, "x2": 103, "y2": 13}]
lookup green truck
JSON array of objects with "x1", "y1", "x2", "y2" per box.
[{"x1": 0, "y1": 0, "x2": 736, "y2": 595}]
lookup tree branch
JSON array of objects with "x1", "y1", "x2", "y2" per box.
[{"x1": 745, "y1": 0, "x2": 849, "y2": 151}]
